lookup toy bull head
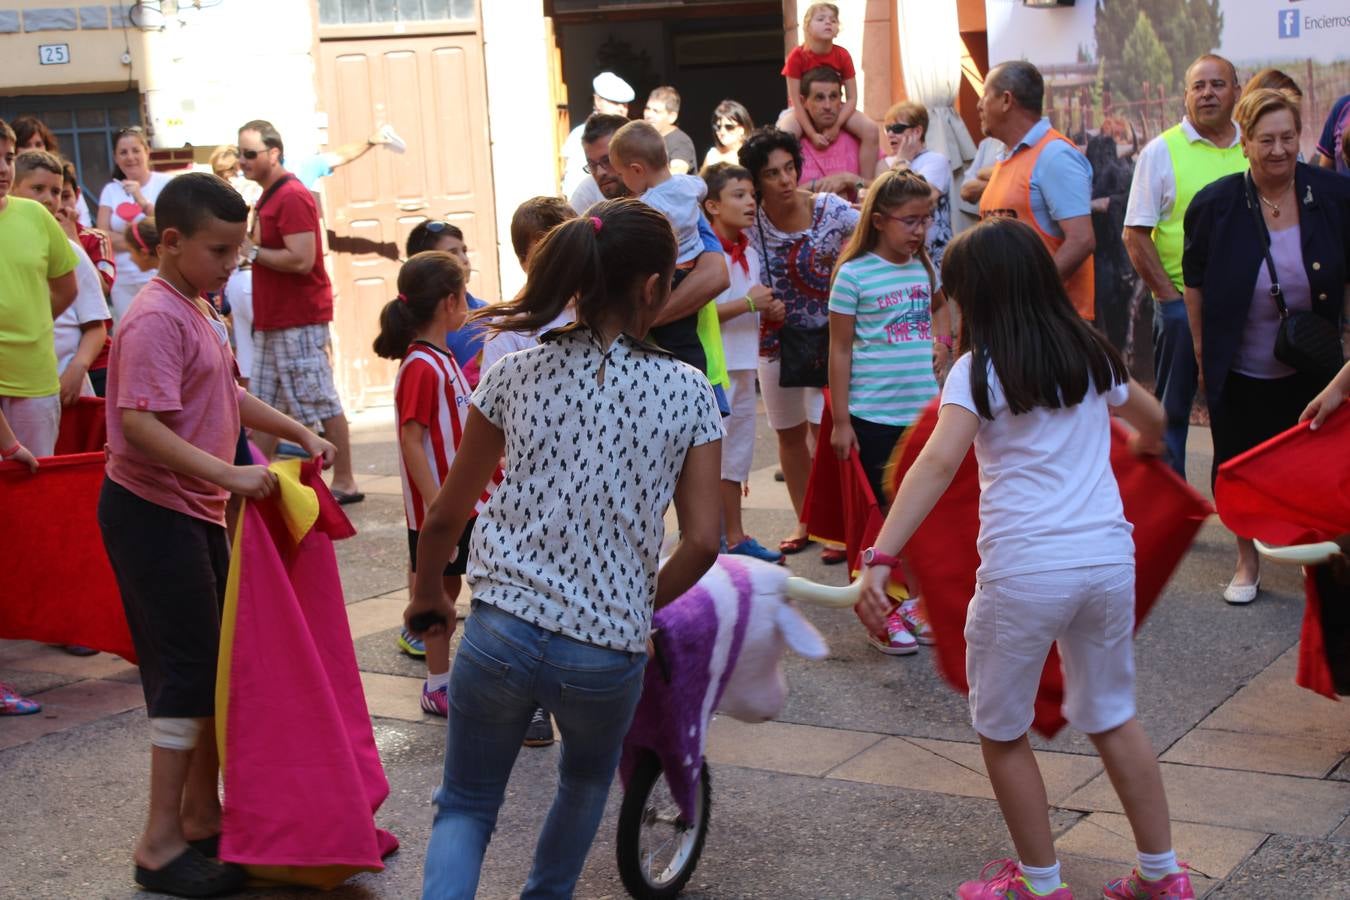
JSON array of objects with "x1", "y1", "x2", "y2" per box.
[
  {"x1": 619, "y1": 555, "x2": 858, "y2": 820},
  {"x1": 1257, "y1": 535, "x2": 1350, "y2": 586}
]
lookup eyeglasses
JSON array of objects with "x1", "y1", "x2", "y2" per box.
[
  {"x1": 885, "y1": 122, "x2": 913, "y2": 136},
  {"x1": 715, "y1": 121, "x2": 740, "y2": 133},
  {"x1": 582, "y1": 155, "x2": 613, "y2": 175},
  {"x1": 883, "y1": 213, "x2": 934, "y2": 230}
]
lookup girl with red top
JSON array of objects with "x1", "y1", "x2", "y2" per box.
[
  {"x1": 776, "y1": 3, "x2": 881, "y2": 180},
  {"x1": 373, "y1": 251, "x2": 502, "y2": 718}
]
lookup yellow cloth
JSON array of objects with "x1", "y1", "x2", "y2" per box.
[{"x1": 0, "y1": 196, "x2": 78, "y2": 397}]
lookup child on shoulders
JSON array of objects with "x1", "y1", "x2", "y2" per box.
[{"x1": 776, "y1": 2, "x2": 881, "y2": 181}]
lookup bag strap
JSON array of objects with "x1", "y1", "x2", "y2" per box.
[
  {"x1": 252, "y1": 173, "x2": 295, "y2": 216},
  {"x1": 755, "y1": 207, "x2": 771, "y2": 280},
  {"x1": 1244, "y1": 172, "x2": 1289, "y2": 320}
]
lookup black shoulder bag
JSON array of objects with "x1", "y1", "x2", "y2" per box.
[
  {"x1": 763, "y1": 202, "x2": 830, "y2": 388},
  {"x1": 1245, "y1": 173, "x2": 1344, "y2": 382}
]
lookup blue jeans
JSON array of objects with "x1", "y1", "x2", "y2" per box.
[
  {"x1": 422, "y1": 600, "x2": 647, "y2": 900},
  {"x1": 1151, "y1": 296, "x2": 1196, "y2": 478}
]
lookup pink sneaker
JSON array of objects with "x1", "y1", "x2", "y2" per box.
[
  {"x1": 867, "y1": 610, "x2": 918, "y2": 655},
  {"x1": 958, "y1": 859, "x2": 1073, "y2": 899},
  {"x1": 421, "y1": 683, "x2": 448, "y2": 718},
  {"x1": 1102, "y1": 866, "x2": 1195, "y2": 899},
  {"x1": 0, "y1": 682, "x2": 41, "y2": 716},
  {"x1": 899, "y1": 596, "x2": 935, "y2": 645}
]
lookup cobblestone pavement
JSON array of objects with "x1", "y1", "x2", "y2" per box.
[{"x1": 2, "y1": 408, "x2": 1349, "y2": 899}]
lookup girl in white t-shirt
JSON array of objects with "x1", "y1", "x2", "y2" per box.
[
  {"x1": 857, "y1": 218, "x2": 1194, "y2": 900},
  {"x1": 97, "y1": 128, "x2": 173, "y2": 321},
  {"x1": 404, "y1": 198, "x2": 723, "y2": 898}
]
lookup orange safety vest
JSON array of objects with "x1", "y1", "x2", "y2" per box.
[{"x1": 979, "y1": 128, "x2": 1095, "y2": 320}]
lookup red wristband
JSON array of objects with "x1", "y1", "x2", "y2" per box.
[{"x1": 0, "y1": 442, "x2": 22, "y2": 459}]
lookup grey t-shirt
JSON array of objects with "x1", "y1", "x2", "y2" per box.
[{"x1": 664, "y1": 128, "x2": 697, "y2": 170}]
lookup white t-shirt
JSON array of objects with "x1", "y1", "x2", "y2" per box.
[
  {"x1": 1123, "y1": 117, "x2": 1241, "y2": 228},
  {"x1": 53, "y1": 239, "x2": 110, "y2": 392},
  {"x1": 940, "y1": 351, "x2": 1134, "y2": 582},
  {"x1": 716, "y1": 245, "x2": 761, "y2": 371},
  {"x1": 561, "y1": 123, "x2": 588, "y2": 198},
  {"x1": 478, "y1": 308, "x2": 575, "y2": 376},
  {"x1": 98, "y1": 171, "x2": 173, "y2": 286},
  {"x1": 468, "y1": 327, "x2": 724, "y2": 653},
  {"x1": 569, "y1": 176, "x2": 604, "y2": 216}
]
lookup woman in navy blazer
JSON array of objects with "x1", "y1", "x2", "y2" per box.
[{"x1": 1183, "y1": 89, "x2": 1350, "y2": 605}]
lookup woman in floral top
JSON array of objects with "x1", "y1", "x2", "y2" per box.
[{"x1": 741, "y1": 127, "x2": 859, "y2": 561}]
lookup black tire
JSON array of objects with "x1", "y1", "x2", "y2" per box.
[{"x1": 616, "y1": 751, "x2": 711, "y2": 899}]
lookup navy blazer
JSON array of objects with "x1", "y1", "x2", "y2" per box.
[{"x1": 1182, "y1": 162, "x2": 1350, "y2": 410}]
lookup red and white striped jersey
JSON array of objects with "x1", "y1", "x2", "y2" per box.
[{"x1": 395, "y1": 340, "x2": 502, "y2": 530}]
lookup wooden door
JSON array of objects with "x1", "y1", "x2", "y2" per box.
[{"x1": 319, "y1": 32, "x2": 498, "y2": 410}]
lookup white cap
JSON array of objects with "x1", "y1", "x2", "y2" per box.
[{"x1": 592, "y1": 71, "x2": 635, "y2": 103}]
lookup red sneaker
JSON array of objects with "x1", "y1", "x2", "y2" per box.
[
  {"x1": 957, "y1": 859, "x2": 1073, "y2": 899},
  {"x1": 1102, "y1": 866, "x2": 1195, "y2": 899}
]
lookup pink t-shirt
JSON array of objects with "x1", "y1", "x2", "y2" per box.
[
  {"x1": 105, "y1": 277, "x2": 242, "y2": 526},
  {"x1": 800, "y1": 130, "x2": 886, "y2": 186}
]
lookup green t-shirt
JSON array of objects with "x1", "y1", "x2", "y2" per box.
[
  {"x1": 0, "y1": 196, "x2": 78, "y2": 397},
  {"x1": 828, "y1": 252, "x2": 939, "y2": 427}
]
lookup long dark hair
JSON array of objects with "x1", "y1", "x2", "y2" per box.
[
  {"x1": 473, "y1": 198, "x2": 676, "y2": 337},
  {"x1": 941, "y1": 218, "x2": 1126, "y2": 419},
  {"x1": 11, "y1": 115, "x2": 59, "y2": 154},
  {"x1": 711, "y1": 100, "x2": 754, "y2": 150},
  {"x1": 373, "y1": 251, "x2": 466, "y2": 360}
]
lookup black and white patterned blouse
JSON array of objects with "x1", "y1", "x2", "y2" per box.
[{"x1": 467, "y1": 326, "x2": 724, "y2": 653}]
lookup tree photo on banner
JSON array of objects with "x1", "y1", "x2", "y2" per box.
[{"x1": 986, "y1": 0, "x2": 1350, "y2": 399}]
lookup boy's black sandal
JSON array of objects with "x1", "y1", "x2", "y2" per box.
[
  {"x1": 188, "y1": 834, "x2": 220, "y2": 858},
  {"x1": 134, "y1": 846, "x2": 245, "y2": 898}
]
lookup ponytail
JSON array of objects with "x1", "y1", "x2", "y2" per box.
[
  {"x1": 373, "y1": 251, "x2": 466, "y2": 360},
  {"x1": 126, "y1": 218, "x2": 160, "y2": 256},
  {"x1": 474, "y1": 198, "x2": 677, "y2": 337}
]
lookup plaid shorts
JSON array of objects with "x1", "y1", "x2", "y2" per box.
[{"x1": 251, "y1": 324, "x2": 344, "y2": 427}]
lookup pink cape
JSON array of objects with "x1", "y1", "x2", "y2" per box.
[{"x1": 217, "y1": 458, "x2": 398, "y2": 886}]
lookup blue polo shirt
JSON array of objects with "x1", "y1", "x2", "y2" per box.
[{"x1": 996, "y1": 117, "x2": 1092, "y2": 239}]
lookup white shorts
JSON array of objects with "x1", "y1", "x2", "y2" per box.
[
  {"x1": 226, "y1": 268, "x2": 253, "y2": 382},
  {"x1": 964, "y1": 563, "x2": 1136, "y2": 742},
  {"x1": 721, "y1": 369, "x2": 758, "y2": 483},
  {"x1": 0, "y1": 393, "x2": 61, "y2": 457},
  {"x1": 757, "y1": 356, "x2": 823, "y2": 431}
]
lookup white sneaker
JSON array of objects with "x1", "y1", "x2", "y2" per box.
[
  {"x1": 376, "y1": 124, "x2": 407, "y2": 154},
  {"x1": 1223, "y1": 578, "x2": 1260, "y2": 605}
]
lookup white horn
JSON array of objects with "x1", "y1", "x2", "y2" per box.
[
  {"x1": 784, "y1": 575, "x2": 863, "y2": 608},
  {"x1": 1254, "y1": 539, "x2": 1342, "y2": 566}
]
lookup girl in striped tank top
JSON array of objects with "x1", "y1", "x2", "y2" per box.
[
  {"x1": 828, "y1": 169, "x2": 955, "y2": 655},
  {"x1": 374, "y1": 251, "x2": 502, "y2": 717}
]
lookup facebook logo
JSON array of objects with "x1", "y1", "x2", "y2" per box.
[{"x1": 1278, "y1": 9, "x2": 1300, "y2": 38}]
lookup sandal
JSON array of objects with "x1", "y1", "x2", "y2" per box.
[
  {"x1": 330, "y1": 488, "x2": 366, "y2": 506},
  {"x1": 820, "y1": 547, "x2": 847, "y2": 565},
  {"x1": 134, "y1": 846, "x2": 245, "y2": 897},
  {"x1": 188, "y1": 834, "x2": 220, "y2": 859},
  {"x1": 778, "y1": 535, "x2": 816, "y2": 555}
]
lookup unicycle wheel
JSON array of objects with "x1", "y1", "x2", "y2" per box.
[{"x1": 616, "y1": 751, "x2": 711, "y2": 899}]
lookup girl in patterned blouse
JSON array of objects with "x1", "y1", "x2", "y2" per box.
[{"x1": 405, "y1": 198, "x2": 724, "y2": 898}]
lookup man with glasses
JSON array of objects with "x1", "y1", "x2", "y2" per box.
[
  {"x1": 1123, "y1": 54, "x2": 1245, "y2": 478},
  {"x1": 237, "y1": 118, "x2": 362, "y2": 503},
  {"x1": 561, "y1": 71, "x2": 634, "y2": 198}
]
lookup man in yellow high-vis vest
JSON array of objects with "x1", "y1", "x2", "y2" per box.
[{"x1": 1123, "y1": 55, "x2": 1246, "y2": 478}]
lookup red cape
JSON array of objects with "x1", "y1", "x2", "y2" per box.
[
  {"x1": 888, "y1": 399, "x2": 1212, "y2": 737},
  {"x1": 0, "y1": 399, "x2": 134, "y2": 659},
  {"x1": 1215, "y1": 406, "x2": 1350, "y2": 698}
]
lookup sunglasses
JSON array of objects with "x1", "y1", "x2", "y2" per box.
[
  {"x1": 715, "y1": 121, "x2": 741, "y2": 132},
  {"x1": 885, "y1": 122, "x2": 914, "y2": 135},
  {"x1": 425, "y1": 221, "x2": 457, "y2": 234},
  {"x1": 239, "y1": 147, "x2": 272, "y2": 160},
  {"x1": 115, "y1": 126, "x2": 146, "y2": 138}
]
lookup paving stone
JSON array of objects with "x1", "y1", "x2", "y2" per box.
[
  {"x1": 1057, "y1": 811, "x2": 1267, "y2": 879},
  {"x1": 0, "y1": 642, "x2": 136, "y2": 680},
  {"x1": 347, "y1": 594, "x2": 413, "y2": 640},
  {"x1": 1059, "y1": 854, "x2": 1216, "y2": 898},
  {"x1": 1063, "y1": 762, "x2": 1350, "y2": 837},
  {"x1": 0, "y1": 679, "x2": 144, "y2": 751},
  {"x1": 361, "y1": 671, "x2": 440, "y2": 724},
  {"x1": 907, "y1": 737, "x2": 1102, "y2": 806},
  {"x1": 705, "y1": 717, "x2": 882, "y2": 776},
  {"x1": 829, "y1": 735, "x2": 999, "y2": 799},
  {"x1": 1199, "y1": 647, "x2": 1350, "y2": 744},
  {"x1": 1162, "y1": 727, "x2": 1348, "y2": 778},
  {"x1": 1211, "y1": 834, "x2": 1350, "y2": 897}
]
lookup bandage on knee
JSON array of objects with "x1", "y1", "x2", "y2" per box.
[{"x1": 149, "y1": 717, "x2": 202, "y2": 750}]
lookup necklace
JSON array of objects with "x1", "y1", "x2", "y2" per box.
[{"x1": 1256, "y1": 183, "x2": 1293, "y2": 218}]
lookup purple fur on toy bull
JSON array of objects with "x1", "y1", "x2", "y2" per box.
[{"x1": 619, "y1": 555, "x2": 828, "y2": 820}]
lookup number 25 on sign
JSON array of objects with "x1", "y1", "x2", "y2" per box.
[{"x1": 39, "y1": 44, "x2": 71, "y2": 65}]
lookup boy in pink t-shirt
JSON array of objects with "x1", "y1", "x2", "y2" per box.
[
  {"x1": 776, "y1": 2, "x2": 880, "y2": 179},
  {"x1": 98, "y1": 172, "x2": 334, "y2": 898}
]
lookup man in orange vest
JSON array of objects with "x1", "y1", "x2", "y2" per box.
[{"x1": 978, "y1": 61, "x2": 1096, "y2": 321}]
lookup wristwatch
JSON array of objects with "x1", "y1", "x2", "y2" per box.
[{"x1": 861, "y1": 546, "x2": 901, "y2": 569}]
